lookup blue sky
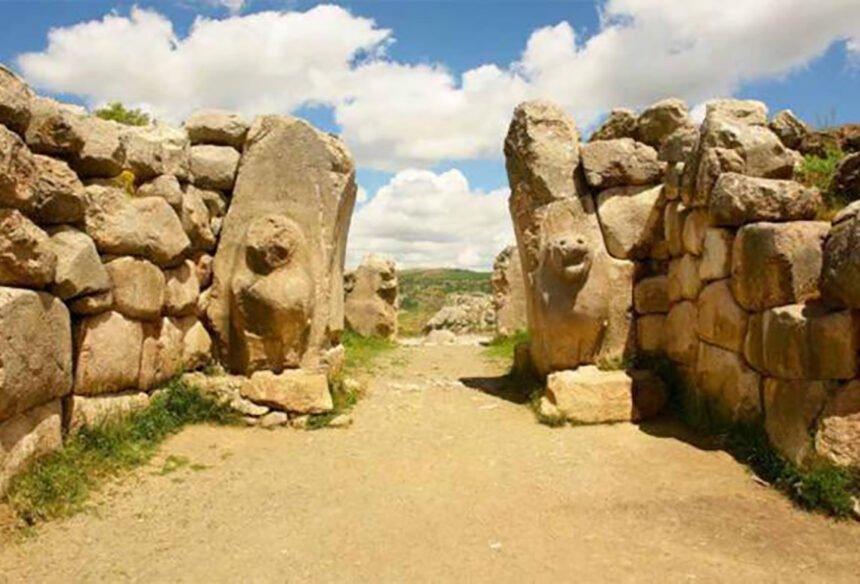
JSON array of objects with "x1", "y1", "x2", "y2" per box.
[{"x1": 2, "y1": 1, "x2": 859, "y2": 268}]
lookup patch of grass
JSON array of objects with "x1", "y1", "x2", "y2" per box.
[
  {"x1": 342, "y1": 330, "x2": 397, "y2": 373},
  {"x1": 94, "y1": 101, "x2": 151, "y2": 126},
  {"x1": 397, "y1": 268, "x2": 491, "y2": 336},
  {"x1": 483, "y1": 330, "x2": 529, "y2": 363},
  {"x1": 799, "y1": 147, "x2": 851, "y2": 219},
  {"x1": 641, "y1": 353, "x2": 860, "y2": 518},
  {"x1": 305, "y1": 378, "x2": 363, "y2": 431},
  {"x1": 3, "y1": 379, "x2": 238, "y2": 526}
]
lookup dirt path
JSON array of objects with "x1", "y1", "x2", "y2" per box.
[{"x1": 2, "y1": 339, "x2": 860, "y2": 583}]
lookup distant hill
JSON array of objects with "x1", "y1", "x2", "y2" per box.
[{"x1": 397, "y1": 268, "x2": 492, "y2": 336}]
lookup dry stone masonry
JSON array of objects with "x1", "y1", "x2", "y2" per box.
[
  {"x1": 0, "y1": 65, "x2": 356, "y2": 492},
  {"x1": 344, "y1": 253, "x2": 398, "y2": 339},
  {"x1": 505, "y1": 95, "x2": 860, "y2": 471}
]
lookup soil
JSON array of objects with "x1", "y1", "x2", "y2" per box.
[{"x1": 2, "y1": 339, "x2": 860, "y2": 582}]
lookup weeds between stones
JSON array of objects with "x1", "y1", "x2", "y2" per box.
[
  {"x1": 483, "y1": 330, "x2": 529, "y2": 363},
  {"x1": 3, "y1": 379, "x2": 238, "y2": 527}
]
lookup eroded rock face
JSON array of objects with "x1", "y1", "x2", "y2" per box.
[
  {"x1": 208, "y1": 116, "x2": 356, "y2": 374},
  {"x1": 492, "y1": 246, "x2": 528, "y2": 336},
  {"x1": 581, "y1": 138, "x2": 664, "y2": 190},
  {"x1": 589, "y1": 109, "x2": 637, "y2": 142},
  {"x1": 821, "y1": 208, "x2": 860, "y2": 308},
  {"x1": 240, "y1": 369, "x2": 332, "y2": 414},
  {"x1": 48, "y1": 226, "x2": 110, "y2": 300},
  {"x1": 121, "y1": 123, "x2": 190, "y2": 181},
  {"x1": 596, "y1": 184, "x2": 666, "y2": 259},
  {"x1": 709, "y1": 173, "x2": 820, "y2": 226},
  {"x1": 815, "y1": 380, "x2": 860, "y2": 467},
  {"x1": 635, "y1": 98, "x2": 689, "y2": 148},
  {"x1": 0, "y1": 64, "x2": 32, "y2": 135},
  {"x1": 696, "y1": 341, "x2": 761, "y2": 422},
  {"x1": 344, "y1": 253, "x2": 398, "y2": 339},
  {"x1": 0, "y1": 400, "x2": 61, "y2": 496},
  {"x1": 506, "y1": 101, "x2": 634, "y2": 376},
  {"x1": 74, "y1": 311, "x2": 143, "y2": 395},
  {"x1": 764, "y1": 378, "x2": 832, "y2": 467},
  {"x1": 105, "y1": 256, "x2": 165, "y2": 321},
  {"x1": 769, "y1": 110, "x2": 809, "y2": 150},
  {"x1": 189, "y1": 145, "x2": 240, "y2": 191},
  {"x1": 0, "y1": 208, "x2": 57, "y2": 288},
  {"x1": 184, "y1": 109, "x2": 249, "y2": 148},
  {"x1": 425, "y1": 294, "x2": 495, "y2": 334}
]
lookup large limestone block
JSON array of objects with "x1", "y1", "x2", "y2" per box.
[
  {"x1": 663, "y1": 200, "x2": 687, "y2": 257},
  {"x1": 0, "y1": 209, "x2": 56, "y2": 288},
  {"x1": 180, "y1": 185, "x2": 217, "y2": 252},
  {"x1": 70, "y1": 116, "x2": 125, "y2": 178},
  {"x1": 633, "y1": 275, "x2": 669, "y2": 314},
  {"x1": 596, "y1": 184, "x2": 665, "y2": 259},
  {"x1": 668, "y1": 255, "x2": 701, "y2": 302},
  {"x1": 744, "y1": 305, "x2": 859, "y2": 380},
  {"x1": 696, "y1": 342, "x2": 761, "y2": 422},
  {"x1": 681, "y1": 208, "x2": 709, "y2": 256},
  {"x1": 491, "y1": 246, "x2": 527, "y2": 335},
  {"x1": 424, "y1": 293, "x2": 494, "y2": 334},
  {"x1": 0, "y1": 288, "x2": 72, "y2": 422},
  {"x1": 659, "y1": 126, "x2": 699, "y2": 163},
  {"x1": 665, "y1": 301, "x2": 697, "y2": 365},
  {"x1": 820, "y1": 209, "x2": 860, "y2": 308},
  {"x1": 24, "y1": 96, "x2": 85, "y2": 156},
  {"x1": 581, "y1": 138, "x2": 663, "y2": 189},
  {"x1": 664, "y1": 162, "x2": 684, "y2": 200},
  {"x1": 696, "y1": 280, "x2": 747, "y2": 352},
  {"x1": 710, "y1": 173, "x2": 820, "y2": 226},
  {"x1": 138, "y1": 174, "x2": 183, "y2": 210},
  {"x1": 83, "y1": 185, "x2": 191, "y2": 266},
  {"x1": 121, "y1": 123, "x2": 190, "y2": 181},
  {"x1": 189, "y1": 144, "x2": 240, "y2": 191},
  {"x1": 163, "y1": 259, "x2": 199, "y2": 316},
  {"x1": 688, "y1": 147, "x2": 745, "y2": 208},
  {"x1": 74, "y1": 311, "x2": 144, "y2": 395},
  {"x1": 68, "y1": 290, "x2": 113, "y2": 316},
  {"x1": 0, "y1": 64, "x2": 32, "y2": 135},
  {"x1": 344, "y1": 253, "x2": 398, "y2": 339},
  {"x1": 546, "y1": 366, "x2": 665, "y2": 424},
  {"x1": 635, "y1": 98, "x2": 689, "y2": 148},
  {"x1": 48, "y1": 226, "x2": 110, "y2": 300},
  {"x1": 105, "y1": 256, "x2": 165, "y2": 320},
  {"x1": 815, "y1": 380, "x2": 860, "y2": 467},
  {"x1": 769, "y1": 110, "x2": 809, "y2": 150},
  {"x1": 69, "y1": 392, "x2": 150, "y2": 433},
  {"x1": 506, "y1": 101, "x2": 634, "y2": 376},
  {"x1": 184, "y1": 109, "x2": 249, "y2": 148},
  {"x1": 240, "y1": 369, "x2": 332, "y2": 414},
  {"x1": 731, "y1": 221, "x2": 828, "y2": 311},
  {"x1": 0, "y1": 400, "x2": 62, "y2": 496},
  {"x1": 830, "y1": 152, "x2": 860, "y2": 202},
  {"x1": 764, "y1": 378, "x2": 832, "y2": 467},
  {"x1": 208, "y1": 115, "x2": 356, "y2": 373},
  {"x1": 636, "y1": 314, "x2": 665, "y2": 353},
  {"x1": 176, "y1": 316, "x2": 213, "y2": 370},
  {"x1": 139, "y1": 317, "x2": 184, "y2": 391},
  {"x1": 589, "y1": 109, "x2": 636, "y2": 142},
  {"x1": 698, "y1": 228, "x2": 733, "y2": 282}
]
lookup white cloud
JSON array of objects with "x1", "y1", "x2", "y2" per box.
[
  {"x1": 347, "y1": 169, "x2": 513, "y2": 270},
  {"x1": 209, "y1": 0, "x2": 247, "y2": 15},
  {"x1": 16, "y1": 1, "x2": 860, "y2": 172}
]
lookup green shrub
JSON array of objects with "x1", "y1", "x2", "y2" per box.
[
  {"x1": 483, "y1": 329, "x2": 529, "y2": 363},
  {"x1": 94, "y1": 102, "x2": 151, "y2": 126},
  {"x1": 4, "y1": 379, "x2": 237, "y2": 526},
  {"x1": 799, "y1": 147, "x2": 851, "y2": 218}
]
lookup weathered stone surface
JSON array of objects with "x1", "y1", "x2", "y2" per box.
[
  {"x1": 321, "y1": 344, "x2": 345, "y2": 381},
  {"x1": 731, "y1": 221, "x2": 828, "y2": 311},
  {"x1": 636, "y1": 98, "x2": 689, "y2": 148},
  {"x1": 208, "y1": 116, "x2": 356, "y2": 374},
  {"x1": 689, "y1": 147, "x2": 745, "y2": 208},
  {"x1": 506, "y1": 101, "x2": 634, "y2": 375},
  {"x1": 0, "y1": 288, "x2": 72, "y2": 422},
  {"x1": 105, "y1": 256, "x2": 165, "y2": 320},
  {"x1": 48, "y1": 226, "x2": 110, "y2": 300},
  {"x1": 240, "y1": 369, "x2": 332, "y2": 414},
  {"x1": 344, "y1": 253, "x2": 398, "y2": 339},
  {"x1": 744, "y1": 305, "x2": 858, "y2": 380},
  {"x1": 589, "y1": 109, "x2": 636, "y2": 142},
  {"x1": 259, "y1": 411, "x2": 289, "y2": 428},
  {"x1": 637, "y1": 314, "x2": 666, "y2": 353},
  {"x1": 163, "y1": 259, "x2": 199, "y2": 316},
  {"x1": 181, "y1": 372, "x2": 268, "y2": 417},
  {"x1": 68, "y1": 290, "x2": 113, "y2": 316},
  {"x1": 815, "y1": 380, "x2": 860, "y2": 467},
  {"x1": 121, "y1": 123, "x2": 189, "y2": 181},
  {"x1": 192, "y1": 252, "x2": 214, "y2": 289},
  {"x1": 176, "y1": 316, "x2": 213, "y2": 370},
  {"x1": 180, "y1": 185, "x2": 216, "y2": 252},
  {"x1": 24, "y1": 96, "x2": 84, "y2": 155},
  {"x1": 546, "y1": 366, "x2": 665, "y2": 424},
  {"x1": 184, "y1": 109, "x2": 248, "y2": 148},
  {"x1": 189, "y1": 144, "x2": 240, "y2": 191},
  {"x1": 681, "y1": 208, "x2": 709, "y2": 256},
  {"x1": 139, "y1": 317, "x2": 184, "y2": 391},
  {"x1": 634, "y1": 275, "x2": 669, "y2": 314},
  {"x1": 769, "y1": 110, "x2": 809, "y2": 150},
  {"x1": 70, "y1": 117, "x2": 125, "y2": 178},
  {"x1": 69, "y1": 392, "x2": 150, "y2": 433},
  {"x1": 710, "y1": 173, "x2": 820, "y2": 226},
  {"x1": 665, "y1": 301, "x2": 697, "y2": 365},
  {"x1": 697, "y1": 280, "x2": 747, "y2": 352},
  {"x1": 830, "y1": 152, "x2": 860, "y2": 203},
  {"x1": 138, "y1": 174, "x2": 183, "y2": 210},
  {"x1": 492, "y1": 246, "x2": 528, "y2": 336},
  {"x1": 0, "y1": 64, "x2": 32, "y2": 135},
  {"x1": 74, "y1": 311, "x2": 143, "y2": 395},
  {"x1": 706, "y1": 99, "x2": 769, "y2": 127},
  {"x1": 0, "y1": 400, "x2": 61, "y2": 496},
  {"x1": 664, "y1": 162, "x2": 684, "y2": 200},
  {"x1": 697, "y1": 341, "x2": 761, "y2": 422},
  {"x1": 764, "y1": 378, "x2": 832, "y2": 467},
  {"x1": 0, "y1": 209, "x2": 56, "y2": 288},
  {"x1": 83, "y1": 185, "x2": 191, "y2": 266},
  {"x1": 664, "y1": 200, "x2": 687, "y2": 257},
  {"x1": 659, "y1": 125, "x2": 699, "y2": 163},
  {"x1": 424, "y1": 294, "x2": 494, "y2": 334},
  {"x1": 668, "y1": 255, "x2": 701, "y2": 302},
  {"x1": 596, "y1": 184, "x2": 665, "y2": 259},
  {"x1": 698, "y1": 228, "x2": 733, "y2": 282},
  {"x1": 425, "y1": 329, "x2": 456, "y2": 345},
  {"x1": 581, "y1": 138, "x2": 663, "y2": 189},
  {"x1": 821, "y1": 206, "x2": 860, "y2": 308}
]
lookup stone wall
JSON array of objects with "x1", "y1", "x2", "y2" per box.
[
  {"x1": 506, "y1": 97, "x2": 860, "y2": 470},
  {"x1": 0, "y1": 65, "x2": 355, "y2": 492}
]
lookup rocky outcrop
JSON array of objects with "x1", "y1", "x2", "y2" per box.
[
  {"x1": 344, "y1": 253, "x2": 398, "y2": 339},
  {"x1": 424, "y1": 294, "x2": 495, "y2": 334},
  {"x1": 492, "y1": 246, "x2": 527, "y2": 336}
]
